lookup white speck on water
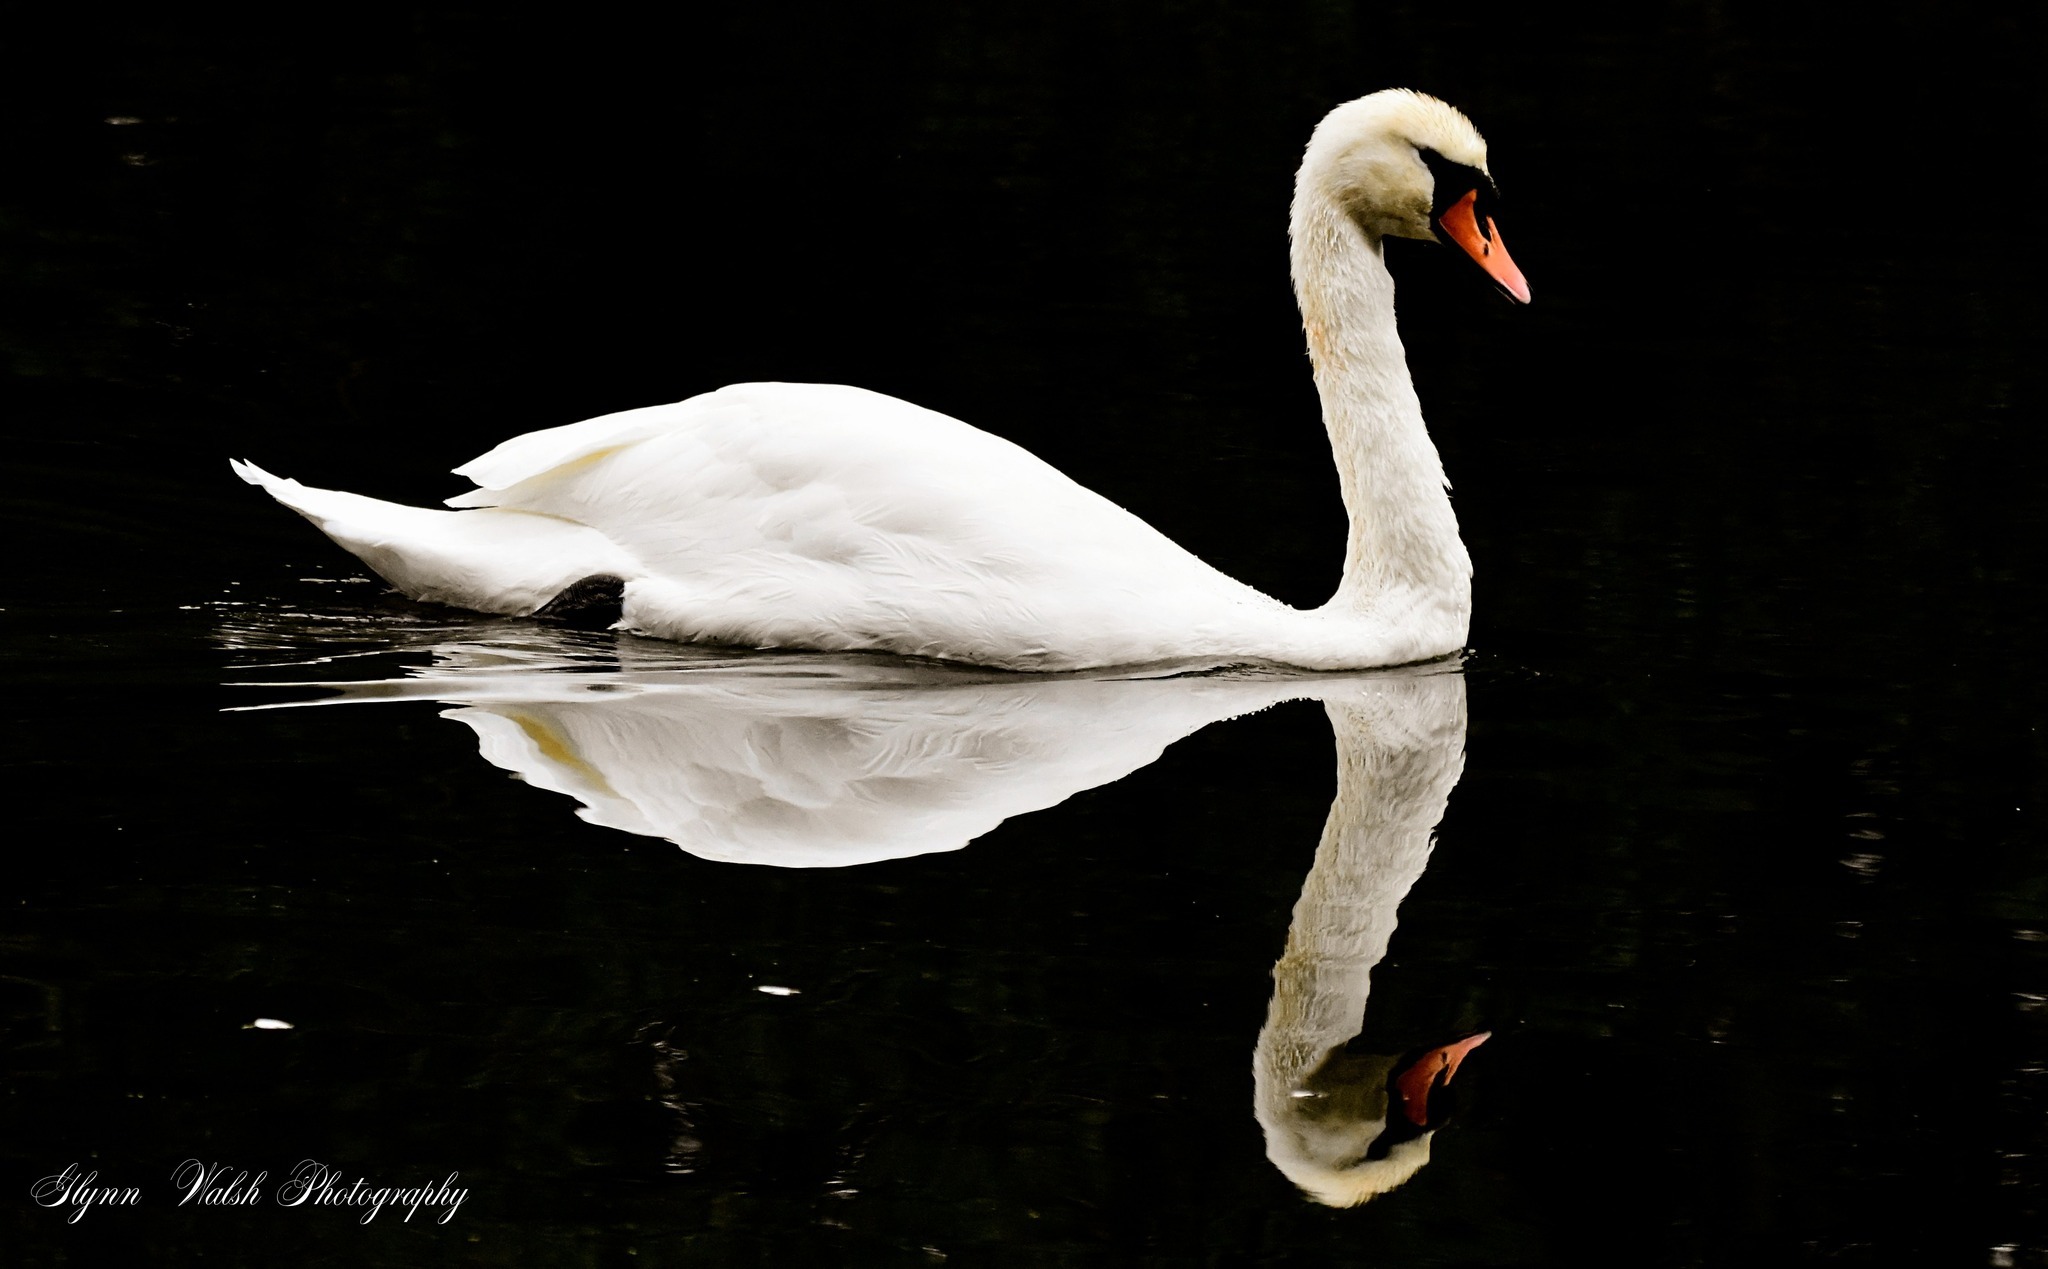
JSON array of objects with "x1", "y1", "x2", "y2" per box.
[
  {"x1": 246, "y1": 1018, "x2": 294, "y2": 1030},
  {"x1": 756, "y1": 985, "x2": 799, "y2": 997}
]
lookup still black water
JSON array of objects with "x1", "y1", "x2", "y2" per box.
[{"x1": 4, "y1": 6, "x2": 2045, "y2": 1266}]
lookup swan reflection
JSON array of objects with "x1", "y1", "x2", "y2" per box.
[
  {"x1": 235, "y1": 631, "x2": 1317, "y2": 868},
  {"x1": 1254, "y1": 670, "x2": 1480, "y2": 1206},
  {"x1": 230, "y1": 623, "x2": 1477, "y2": 1203}
]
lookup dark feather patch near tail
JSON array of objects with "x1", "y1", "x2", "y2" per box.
[{"x1": 537, "y1": 575, "x2": 626, "y2": 629}]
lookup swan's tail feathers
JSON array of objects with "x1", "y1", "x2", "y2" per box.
[
  {"x1": 231, "y1": 459, "x2": 638, "y2": 617},
  {"x1": 231, "y1": 458, "x2": 355, "y2": 524}
]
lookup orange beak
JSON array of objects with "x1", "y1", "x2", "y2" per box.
[
  {"x1": 1393, "y1": 1030, "x2": 1492, "y2": 1127},
  {"x1": 1438, "y1": 190, "x2": 1530, "y2": 304}
]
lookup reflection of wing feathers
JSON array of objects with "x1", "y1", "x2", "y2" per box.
[{"x1": 440, "y1": 673, "x2": 1324, "y2": 868}]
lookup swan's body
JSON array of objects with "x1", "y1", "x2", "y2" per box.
[{"x1": 236, "y1": 90, "x2": 1525, "y2": 672}]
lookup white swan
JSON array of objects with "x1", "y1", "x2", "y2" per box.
[{"x1": 234, "y1": 90, "x2": 1528, "y2": 672}]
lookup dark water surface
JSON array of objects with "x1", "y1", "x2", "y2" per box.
[{"x1": 5, "y1": 6, "x2": 2046, "y2": 1266}]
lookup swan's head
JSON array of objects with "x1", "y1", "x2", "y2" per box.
[
  {"x1": 1262, "y1": 1030, "x2": 1491, "y2": 1207},
  {"x1": 1298, "y1": 89, "x2": 1530, "y2": 303}
]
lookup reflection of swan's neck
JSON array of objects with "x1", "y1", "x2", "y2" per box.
[
  {"x1": 1291, "y1": 186, "x2": 1470, "y2": 635},
  {"x1": 1254, "y1": 674, "x2": 1468, "y2": 1206}
]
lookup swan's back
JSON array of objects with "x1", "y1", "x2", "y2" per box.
[{"x1": 446, "y1": 383, "x2": 1290, "y2": 668}]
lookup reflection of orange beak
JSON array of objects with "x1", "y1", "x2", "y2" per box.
[
  {"x1": 1439, "y1": 190, "x2": 1531, "y2": 304},
  {"x1": 1394, "y1": 1031, "x2": 1493, "y2": 1127}
]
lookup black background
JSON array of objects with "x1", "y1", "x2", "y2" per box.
[{"x1": 4, "y1": 4, "x2": 2046, "y2": 1265}]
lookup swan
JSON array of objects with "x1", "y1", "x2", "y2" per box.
[{"x1": 233, "y1": 89, "x2": 1528, "y2": 672}]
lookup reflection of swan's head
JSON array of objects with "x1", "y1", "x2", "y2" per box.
[{"x1": 1268, "y1": 1031, "x2": 1488, "y2": 1207}]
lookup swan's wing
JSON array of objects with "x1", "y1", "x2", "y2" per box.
[
  {"x1": 447, "y1": 383, "x2": 1114, "y2": 532},
  {"x1": 442, "y1": 383, "x2": 1292, "y2": 666},
  {"x1": 446, "y1": 398, "x2": 732, "y2": 507}
]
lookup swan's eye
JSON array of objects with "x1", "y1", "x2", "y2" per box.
[{"x1": 1419, "y1": 149, "x2": 1498, "y2": 240}]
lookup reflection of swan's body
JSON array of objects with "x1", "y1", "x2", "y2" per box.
[
  {"x1": 233, "y1": 90, "x2": 1526, "y2": 672},
  {"x1": 236, "y1": 624, "x2": 1482, "y2": 1199},
  {"x1": 1254, "y1": 670, "x2": 1478, "y2": 1206},
  {"x1": 249, "y1": 636, "x2": 1317, "y2": 867},
  {"x1": 443, "y1": 672, "x2": 1319, "y2": 868}
]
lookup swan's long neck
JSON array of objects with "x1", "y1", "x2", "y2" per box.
[{"x1": 1290, "y1": 189, "x2": 1471, "y2": 643}]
